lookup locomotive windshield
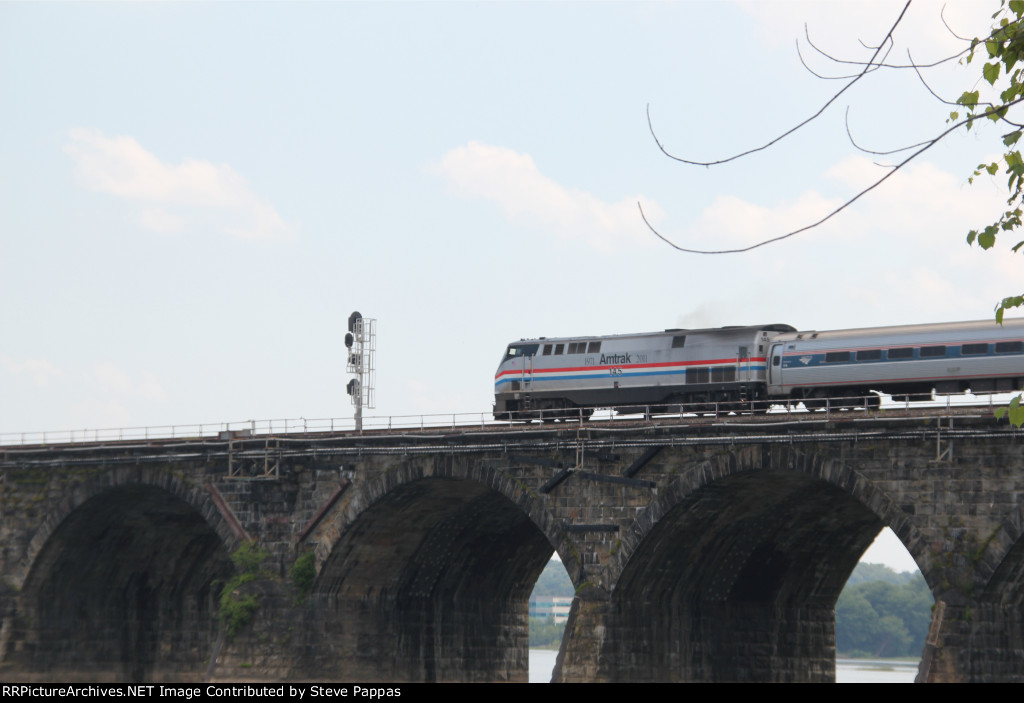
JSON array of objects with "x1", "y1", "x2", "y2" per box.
[{"x1": 504, "y1": 343, "x2": 539, "y2": 362}]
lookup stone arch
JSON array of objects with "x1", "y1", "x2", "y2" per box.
[
  {"x1": 6, "y1": 466, "x2": 237, "y2": 681},
  {"x1": 612, "y1": 445, "x2": 931, "y2": 587},
  {"x1": 591, "y1": 444, "x2": 929, "y2": 682},
  {"x1": 976, "y1": 504, "x2": 1024, "y2": 603},
  {"x1": 957, "y1": 504, "x2": 1024, "y2": 682},
  {"x1": 16, "y1": 465, "x2": 240, "y2": 589},
  {"x1": 306, "y1": 455, "x2": 567, "y2": 682}
]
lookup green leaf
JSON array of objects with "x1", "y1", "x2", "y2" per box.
[
  {"x1": 985, "y1": 61, "x2": 1001, "y2": 84},
  {"x1": 1004, "y1": 131, "x2": 1022, "y2": 146},
  {"x1": 988, "y1": 161, "x2": 1000, "y2": 175},
  {"x1": 996, "y1": 395, "x2": 1024, "y2": 427},
  {"x1": 950, "y1": 110, "x2": 960, "y2": 121},
  {"x1": 1006, "y1": 49, "x2": 1020, "y2": 72},
  {"x1": 1010, "y1": 0, "x2": 1024, "y2": 15},
  {"x1": 958, "y1": 90, "x2": 981, "y2": 107},
  {"x1": 968, "y1": 229, "x2": 978, "y2": 244},
  {"x1": 979, "y1": 226, "x2": 998, "y2": 249},
  {"x1": 997, "y1": 295, "x2": 1024, "y2": 321}
]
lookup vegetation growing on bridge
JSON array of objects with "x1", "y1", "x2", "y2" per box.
[
  {"x1": 218, "y1": 541, "x2": 272, "y2": 638},
  {"x1": 290, "y1": 549, "x2": 316, "y2": 604}
]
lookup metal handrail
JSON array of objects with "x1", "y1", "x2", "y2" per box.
[{"x1": 0, "y1": 392, "x2": 1006, "y2": 447}]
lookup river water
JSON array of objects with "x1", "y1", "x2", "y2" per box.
[{"x1": 528, "y1": 650, "x2": 918, "y2": 683}]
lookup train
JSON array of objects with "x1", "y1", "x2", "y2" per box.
[{"x1": 492, "y1": 319, "x2": 1024, "y2": 420}]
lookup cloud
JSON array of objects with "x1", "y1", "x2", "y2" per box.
[
  {"x1": 65, "y1": 128, "x2": 293, "y2": 240},
  {"x1": 740, "y1": 0, "x2": 996, "y2": 58},
  {"x1": 431, "y1": 141, "x2": 663, "y2": 251},
  {"x1": 66, "y1": 399, "x2": 133, "y2": 432},
  {"x1": 89, "y1": 362, "x2": 166, "y2": 402},
  {"x1": 687, "y1": 190, "x2": 847, "y2": 252},
  {"x1": 0, "y1": 356, "x2": 63, "y2": 386},
  {"x1": 656, "y1": 152, "x2": 1022, "y2": 327}
]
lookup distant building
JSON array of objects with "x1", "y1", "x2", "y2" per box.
[{"x1": 529, "y1": 595, "x2": 573, "y2": 623}]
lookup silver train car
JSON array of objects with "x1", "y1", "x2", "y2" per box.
[
  {"x1": 493, "y1": 324, "x2": 796, "y2": 420},
  {"x1": 766, "y1": 318, "x2": 1024, "y2": 406},
  {"x1": 494, "y1": 319, "x2": 1024, "y2": 419}
]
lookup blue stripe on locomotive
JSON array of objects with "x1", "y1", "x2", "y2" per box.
[{"x1": 494, "y1": 365, "x2": 767, "y2": 388}]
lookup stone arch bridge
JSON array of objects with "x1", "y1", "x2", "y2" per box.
[{"x1": 0, "y1": 411, "x2": 1021, "y2": 682}]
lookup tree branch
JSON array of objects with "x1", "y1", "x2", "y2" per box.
[
  {"x1": 908, "y1": 48, "x2": 961, "y2": 106},
  {"x1": 796, "y1": 39, "x2": 867, "y2": 81},
  {"x1": 844, "y1": 105, "x2": 933, "y2": 156},
  {"x1": 940, "y1": 4, "x2": 973, "y2": 42},
  {"x1": 646, "y1": 1, "x2": 914, "y2": 167},
  {"x1": 641, "y1": 98, "x2": 1024, "y2": 255},
  {"x1": 799, "y1": 25, "x2": 889, "y2": 79}
]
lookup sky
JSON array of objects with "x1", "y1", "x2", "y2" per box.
[{"x1": 1, "y1": 0, "x2": 1015, "y2": 573}]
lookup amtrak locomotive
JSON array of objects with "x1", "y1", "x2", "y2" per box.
[{"x1": 493, "y1": 319, "x2": 1024, "y2": 420}]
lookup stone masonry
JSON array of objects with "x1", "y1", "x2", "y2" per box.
[{"x1": 0, "y1": 411, "x2": 1021, "y2": 682}]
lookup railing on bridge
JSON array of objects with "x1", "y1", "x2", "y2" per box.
[{"x1": 0, "y1": 393, "x2": 1007, "y2": 447}]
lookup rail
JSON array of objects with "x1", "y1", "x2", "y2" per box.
[{"x1": 0, "y1": 392, "x2": 1005, "y2": 447}]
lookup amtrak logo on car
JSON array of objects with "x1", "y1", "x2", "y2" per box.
[
  {"x1": 600, "y1": 353, "x2": 632, "y2": 364},
  {"x1": 800, "y1": 356, "x2": 812, "y2": 365}
]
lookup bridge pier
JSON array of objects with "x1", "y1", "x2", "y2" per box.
[
  {"x1": 916, "y1": 597, "x2": 1024, "y2": 682},
  {"x1": 555, "y1": 592, "x2": 837, "y2": 682}
]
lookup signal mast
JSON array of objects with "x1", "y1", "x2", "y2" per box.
[{"x1": 345, "y1": 311, "x2": 376, "y2": 432}]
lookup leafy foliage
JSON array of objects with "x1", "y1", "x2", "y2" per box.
[
  {"x1": 290, "y1": 549, "x2": 316, "y2": 603},
  {"x1": 844, "y1": 561, "x2": 919, "y2": 588},
  {"x1": 836, "y1": 563, "x2": 932, "y2": 658},
  {"x1": 531, "y1": 557, "x2": 574, "y2": 597},
  {"x1": 959, "y1": 2, "x2": 1024, "y2": 424},
  {"x1": 218, "y1": 541, "x2": 272, "y2": 638},
  {"x1": 529, "y1": 616, "x2": 566, "y2": 649}
]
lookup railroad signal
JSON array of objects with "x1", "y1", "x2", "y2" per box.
[{"x1": 346, "y1": 311, "x2": 376, "y2": 432}]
